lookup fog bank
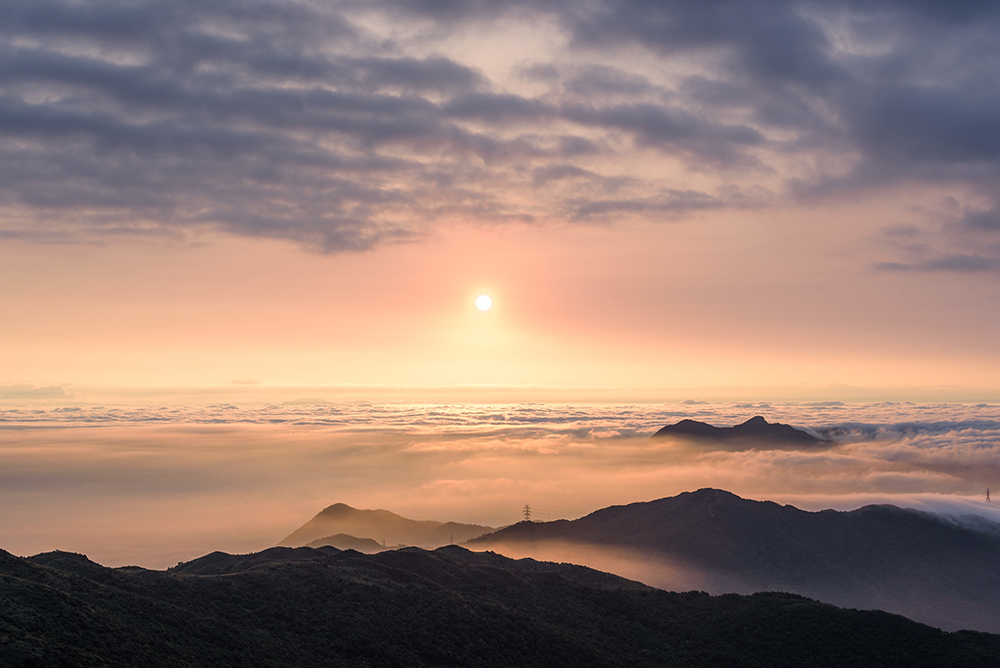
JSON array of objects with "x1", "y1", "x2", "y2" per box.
[{"x1": 2, "y1": 400, "x2": 998, "y2": 567}]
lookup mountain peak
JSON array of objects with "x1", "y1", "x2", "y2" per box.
[
  {"x1": 688, "y1": 487, "x2": 741, "y2": 498},
  {"x1": 651, "y1": 416, "x2": 828, "y2": 448},
  {"x1": 281, "y1": 504, "x2": 495, "y2": 548},
  {"x1": 319, "y1": 503, "x2": 356, "y2": 515}
]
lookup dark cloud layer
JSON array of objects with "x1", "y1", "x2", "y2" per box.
[{"x1": 3, "y1": 0, "x2": 1000, "y2": 253}]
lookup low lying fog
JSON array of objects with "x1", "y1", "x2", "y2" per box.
[{"x1": 2, "y1": 400, "x2": 999, "y2": 568}]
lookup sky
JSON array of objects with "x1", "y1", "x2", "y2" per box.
[
  {"x1": 2, "y1": 0, "x2": 1000, "y2": 396},
  {"x1": 3, "y1": 1, "x2": 1000, "y2": 567}
]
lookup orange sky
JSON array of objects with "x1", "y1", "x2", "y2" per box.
[{"x1": 2, "y1": 192, "x2": 998, "y2": 399}]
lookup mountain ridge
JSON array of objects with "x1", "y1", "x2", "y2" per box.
[
  {"x1": 469, "y1": 488, "x2": 1000, "y2": 632},
  {"x1": 4, "y1": 544, "x2": 1000, "y2": 667}
]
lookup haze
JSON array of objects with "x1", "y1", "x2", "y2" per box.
[{"x1": 2, "y1": 399, "x2": 998, "y2": 568}]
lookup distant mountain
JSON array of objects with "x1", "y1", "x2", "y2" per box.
[
  {"x1": 280, "y1": 503, "x2": 494, "y2": 548},
  {"x1": 470, "y1": 488, "x2": 1000, "y2": 633},
  {"x1": 305, "y1": 533, "x2": 389, "y2": 552},
  {"x1": 651, "y1": 416, "x2": 830, "y2": 448},
  {"x1": 4, "y1": 545, "x2": 1000, "y2": 667}
]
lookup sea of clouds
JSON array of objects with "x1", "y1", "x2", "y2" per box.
[{"x1": 2, "y1": 397, "x2": 999, "y2": 567}]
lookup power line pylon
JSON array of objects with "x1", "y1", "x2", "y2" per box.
[{"x1": 522, "y1": 504, "x2": 531, "y2": 522}]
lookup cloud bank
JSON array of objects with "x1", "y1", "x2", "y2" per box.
[
  {"x1": 2, "y1": 0, "x2": 1000, "y2": 265},
  {"x1": 2, "y1": 399, "x2": 999, "y2": 567}
]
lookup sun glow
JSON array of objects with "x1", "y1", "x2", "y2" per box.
[{"x1": 476, "y1": 294, "x2": 492, "y2": 310}]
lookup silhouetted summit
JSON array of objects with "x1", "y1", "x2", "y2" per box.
[
  {"x1": 652, "y1": 416, "x2": 829, "y2": 447},
  {"x1": 280, "y1": 502, "x2": 493, "y2": 548},
  {"x1": 471, "y1": 488, "x2": 1000, "y2": 633}
]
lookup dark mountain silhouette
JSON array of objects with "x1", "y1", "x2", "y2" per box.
[
  {"x1": 470, "y1": 488, "x2": 1000, "y2": 633},
  {"x1": 651, "y1": 416, "x2": 831, "y2": 448},
  {"x1": 169, "y1": 545, "x2": 341, "y2": 575},
  {"x1": 279, "y1": 502, "x2": 493, "y2": 548},
  {"x1": 4, "y1": 545, "x2": 1000, "y2": 667},
  {"x1": 305, "y1": 532, "x2": 389, "y2": 552}
]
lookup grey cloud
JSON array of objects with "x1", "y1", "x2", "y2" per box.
[
  {"x1": 562, "y1": 102, "x2": 764, "y2": 164},
  {"x1": 530, "y1": 164, "x2": 634, "y2": 192},
  {"x1": 0, "y1": 0, "x2": 794, "y2": 252},
  {"x1": 848, "y1": 85, "x2": 1000, "y2": 164},
  {"x1": 0, "y1": 1, "x2": 535, "y2": 250},
  {"x1": 560, "y1": 0, "x2": 845, "y2": 90},
  {"x1": 515, "y1": 62, "x2": 559, "y2": 83},
  {"x1": 569, "y1": 184, "x2": 775, "y2": 220},
  {"x1": 555, "y1": 135, "x2": 600, "y2": 156},
  {"x1": 682, "y1": 77, "x2": 752, "y2": 108},
  {"x1": 964, "y1": 205, "x2": 1000, "y2": 232},
  {"x1": 339, "y1": 56, "x2": 485, "y2": 93},
  {"x1": 924, "y1": 255, "x2": 1000, "y2": 272},
  {"x1": 398, "y1": 1, "x2": 1000, "y2": 178},
  {"x1": 531, "y1": 164, "x2": 592, "y2": 186},
  {"x1": 6, "y1": 0, "x2": 1000, "y2": 251},
  {"x1": 564, "y1": 66, "x2": 657, "y2": 98},
  {"x1": 443, "y1": 92, "x2": 551, "y2": 123},
  {"x1": 873, "y1": 255, "x2": 1000, "y2": 273},
  {"x1": 570, "y1": 188, "x2": 722, "y2": 220}
]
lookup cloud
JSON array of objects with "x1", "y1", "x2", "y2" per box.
[
  {"x1": 848, "y1": 85, "x2": 1000, "y2": 165},
  {"x1": 0, "y1": 384, "x2": 71, "y2": 399},
  {"x1": 561, "y1": 102, "x2": 765, "y2": 162},
  {"x1": 3, "y1": 399, "x2": 1000, "y2": 566},
  {"x1": 963, "y1": 204, "x2": 1000, "y2": 232},
  {"x1": 551, "y1": 0, "x2": 1000, "y2": 195},
  {"x1": 873, "y1": 254, "x2": 1000, "y2": 273},
  {"x1": 563, "y1": 65, "x2": 658, "y2": 98},
  {"x1": 3, "y1": 0, "x2": 1000, "y2": 253},
  {"x1": 0, "y1": 1, "x2": 535, "y2": 250},
  {"x1": 871, "y1": 199, "x2": 1000, "y2": 272},
  {"x1": 880, "y1": 223, "x2": 922, "y2": 238}
]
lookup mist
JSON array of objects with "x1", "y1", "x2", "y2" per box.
[
  {"x1": 2, "y1": 400, "x2": 999, "y2": 568},
  {"x1": 466, "y1": 540, "x2": 730, "y2": 594}
]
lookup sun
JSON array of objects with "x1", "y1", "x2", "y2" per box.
[{"x1": 475, "y1": 294, "x2": 492, "y2": 311}]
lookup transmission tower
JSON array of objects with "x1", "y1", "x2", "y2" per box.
[
  {"x1": 988, "y1": 488, "x2": 992, "y2": 503},
  {"x1": 522, "y1": 504, "x2": 531, "y2": 522}
]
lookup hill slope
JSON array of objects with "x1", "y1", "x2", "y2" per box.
[
  {"x1": 280, "y1": 503, "x2": 493, "y2": 547},
  {"x1": 2, "y1": 545, "x2": 999, "y2": 667},
  {"x1": 469, "y1": 488, "x2": 1000, "y2": 632}
]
